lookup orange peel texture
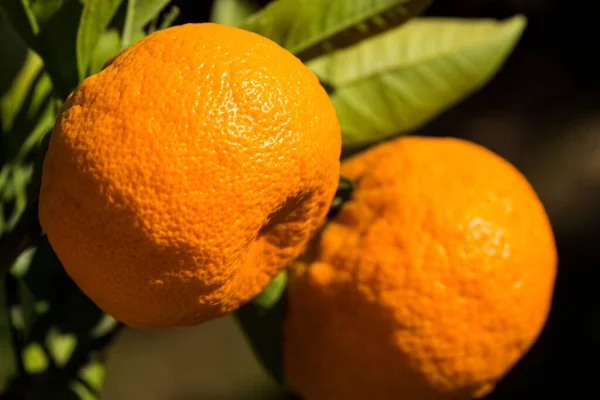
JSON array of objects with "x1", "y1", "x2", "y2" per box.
[
  {"x1": 38, "y1": 23, "x2": 341, "y2": 328},
  {"x1": 284, "y1": 136, "x2": 556, "y2": 400}
]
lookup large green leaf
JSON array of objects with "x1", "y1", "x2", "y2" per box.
[
  {"x1": 308, "y1": 15, "x2": 527, "y2": 147},
  {"x1": 234, "y1": 270, "x2": 287, "y2": 383},
  {"x1": 77, "y1": 0, "x2": 123, "y2": 80},
  {"x1": 241, "y1": 0, "x2": 430, "y2": 62},
  {"x1": 119, "y1": 0, "x2": 173, "y2": 48},
  {"x1": 88, "y1": 28, "x2": 121, "y2": 75},
  {"x1": 0, "y1": 23, "x2": 53, "y2": 140},
  {"x1": 210, "y1": 0, "x2": 260, "y2": 27},
  {"x1": 0, "y1": 0, "x2": 123, "y2": 98},
  {"x1": 0, "y1": 23, "x2": 54, "y2": 237},
  {"x1": 0, "y1": 0, "x2": 38, "y2": 47},
  {"x1": 0, "y1": 0, "x2": 80, "y2": 98},
  {"x1": 127, "y1": 0, "x2": 171, "y2": 34}
]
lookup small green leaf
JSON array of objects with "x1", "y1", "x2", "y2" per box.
[
  {"x1": 90, "y1": 314, "x2": 118, "y2": 338},
  {"x1": 46, "y1": 328, "x2": 77, "y2": 367},
  {"x1": 9, "y1": 247, "x2": 35, "y2": 278},
  {"x1": 70, "y1": 379, "x2": 97, "y2": 400},
  {"x1": 241, "y1": 0, "x2": 430, "y2": 62},
  {"x1": 0, "y1": 281, "x2": 17, "y2": 391},
  {"x1": 252, "y1": 270, "x2": 287, "y2": 309},
  {"x1": 76, "y1": 0, "x2": 123, "y2": 79},
  {"x1": 308, "y1": 15, "x2": 527, "y2": 147},
  {"x1": 79, "y1": 359, "x2": 105, "y2": 392},
  {"x1": 210, "y1": 0, "x2": 260, "y2": 27},
  {"x1": 234, "y1": 270, "x2": 287, "y2": 383},
  {"x1": 22, "y1": 342, "x2": 48, "y2": 373}
]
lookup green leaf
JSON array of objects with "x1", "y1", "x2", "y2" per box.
[
  {"x1": 120, "y1": 0, "x2": 136, "y2": 50},
  {"x1": 120, "y1": 0, "x2": 171, "y2": 49},
  {"x1": 0, "y1": 0, "x2": 80, "y2": 98},
  {"x1": 79, "y1": 359, "x2": 105, "y2": 392},
  {"x1": 234, "y1": 270, "x2": 287, "y2": 383},
  {"x1": 155, "y1": 5, "x2": 179, "y2": 31},
  {"x1": 0, "y1": 281, "x2": 17, "y2": 391},
  {"x1": 89, "y1": 28, "x2": 121, "y2": 75},
  {"x1": 0, "y1": 23, "x2": 55, "y2": 238},
  {"x1": 90, "y1": 314, "x2": 118, "y2": 338},
  {"x1": 76, "y1": 0, "x2": 123, "y2": 80},
  {"x1": 22, "y1": 342, "x2": 49, "y2": 373},
  {"x1": 210, "y1": 0, "x2": 260, "y2": 27},
  {"x1": 0, "y1": 23, "x2": 41, "y2": 133},
  {"x1": 0, "y1": 1, "x2": 39, "y2": 48},
  {"x1": 0, "y1": 23, "x2": 53, "y2": 142},
  {"x1": 241, "y1": 0, "x2": 430, "y2": 62},
  {"x1": 252, "y1": 269, "x2": 287, "y2": 309},
  {"x1": 46, "y1": 328, "x2": 77, "y2": 367},
  {"x1": 128, "y1": 0, "x2": 171, "y2": 33},
  {"x1": 70, "y1": 379, "x2": 97, "y2": 400},
  {"x1": 1, "y1": 0, "x2": 124, "y2": 98},
  {"x1": 308, "y1": 15, "x2": 527, "y2": 147}
]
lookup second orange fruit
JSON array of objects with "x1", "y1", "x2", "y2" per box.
[
  {"x1": 38, "y1": 23, "x2": 341, "y2": 328},
  {"x1": 284, "y1": 136, "x2": 557, "y2": 400}
]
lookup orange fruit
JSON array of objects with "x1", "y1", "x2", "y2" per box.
[
  {"x1": 284, "y1": 136, "x2": 556, "y2": 400},
  {"x1": 38, "y1": 23, "x2": 341, "y2": 328}
]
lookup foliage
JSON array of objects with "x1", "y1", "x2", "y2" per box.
[{"x1": 0, "y1": 0, "x2": 526, "y2": 397}]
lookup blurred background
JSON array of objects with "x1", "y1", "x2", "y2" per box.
[
  {"x1": 102, "y1": 0, "x2": 600, "y2": 398},
  {"x1": 3, "y1": 0, "x2": 598, "y2": 399}
]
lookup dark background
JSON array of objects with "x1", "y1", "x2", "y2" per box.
[{"x1": 178, "y1": 0, "x2": 598, "y2": 398}]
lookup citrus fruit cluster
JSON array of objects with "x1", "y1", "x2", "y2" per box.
[{"x1": 38, "y1": 22, "x2": 556, "y2": 400}]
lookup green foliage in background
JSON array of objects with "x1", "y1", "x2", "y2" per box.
[{"x1": 0, "y1": 0, "x2": 526, "y2": 398}]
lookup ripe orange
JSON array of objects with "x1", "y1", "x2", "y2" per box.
[
  {"x1": 284, "y1": 136, "x2": 557, "y2": 400},
  {"x1": 38, "y1": 23, "x2": 341, "y2": 328}
]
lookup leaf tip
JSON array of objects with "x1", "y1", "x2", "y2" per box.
[{"x1": 504, "y1": 14, "x2": 528, "y2": 39}]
